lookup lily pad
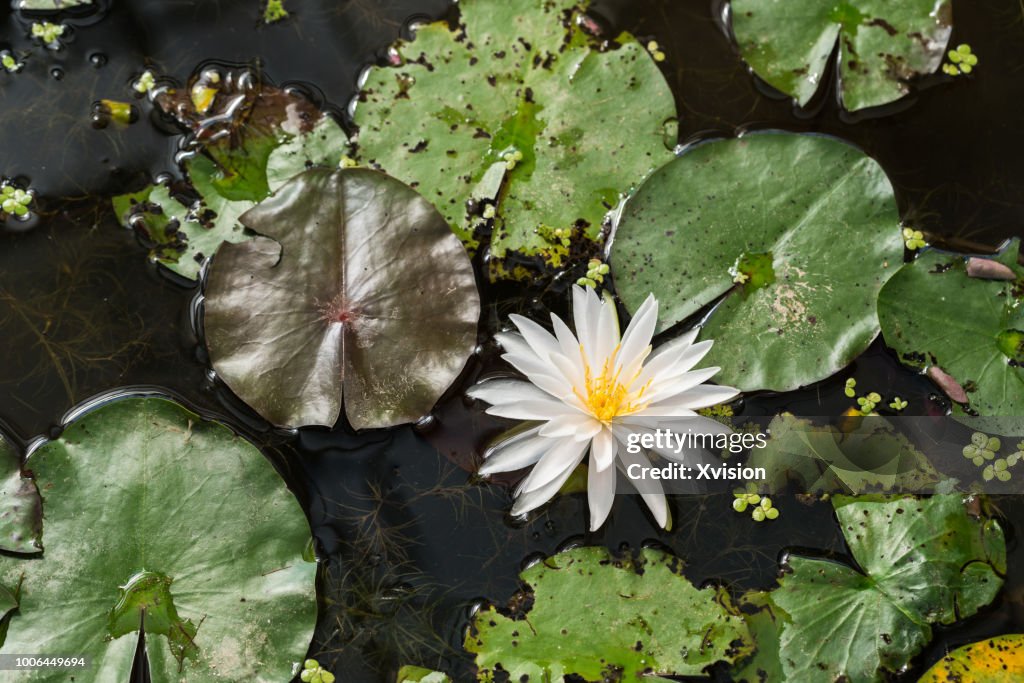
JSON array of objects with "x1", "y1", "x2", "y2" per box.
[
  {"x1": 204, "y1": 167, "x2": 480, "y2": 429},
  {"x1": 114, "y1": 77, "x2": 350, "y2": 280},
  {"x1": 465, "y1": 546, "x2": 752, "y2": 681},
  {"x1": 0, "y1": 396, "x2": 316, "y2": 682},
  {"x1": 878, "y1": 239, "x2": 1024, "y2": 416},
  {"x1": 917, "y1": 634, "x2": 1024, "y2": 682},
  {"x1": 748, "y1": 414, "x2": 942, "y2": 494},
  {"x1": 738, "y1": 495, "x2": 1005, "y2": 682},
  {"x1": 0, "y1": 434, "x2": 40, "y2": 555},
  {"x1": 730, "y1": 0, "x2": 953, "y2": 111},
  {"x1": 611, "y1": 133, "x2": 903, "y2": 392},
  {"x1": 354, "y1": 0, "x2": 676, "y2": 277}
]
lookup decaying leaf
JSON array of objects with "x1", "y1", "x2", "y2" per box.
[
  {"x1": 917, "y1": 634, "x2": 1024, "y2": 682},
  {"x1": 354, "y1": 0, "x2": 676, "y2": 278},
  {"x1": 465, "y1": 546, "x2": 753, "y2": 681}
]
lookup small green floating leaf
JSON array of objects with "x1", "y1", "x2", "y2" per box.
[
  {"x1": 734, "y1": 495, "x2": 1006, "y2": 683},
  {"x1": 354, "y1": 0, "x2": 676, "y2": 278},
  {"x1": 204, "y1": 168, "x2": 480, "y2": 429},
  {"x1": 0, "y1": 397, "x2": 317, "y2": 682},
  {"x1": 0, "y1": 433, "x2": 41, "y2": 555},
  {"x1": 917, "y1": 634, "x2": 1024, "y2": 682},
  {"x1": 611, "y1": 133, "x2": 903, "y2": 392},
  {"x1": 465, "y1": 546, "x2": 753, "y2": 681},
  {"x1": 396, "y1": 666, "x2": 452, "y2": 683},
  {"x1": 878, "y1": 238, "x2": 1024, "y2": 416},
  {"x1": 730, "y1": 0, "x2": 953, "y2": 111}
]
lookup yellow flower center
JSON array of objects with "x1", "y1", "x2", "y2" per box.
[{"x1": 575, "y1": 346, "x2": 649, "y2": 423}]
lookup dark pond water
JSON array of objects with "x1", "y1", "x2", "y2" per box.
[{"x1": 1, "y1": 0, "x2": 1023, "y2": 681}]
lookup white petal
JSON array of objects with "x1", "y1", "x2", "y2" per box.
[
  {"x1": 518, "y1": 439, "x2": 589, "y2": 494},
  {"x1": 486, "y1": 398, "x2": 580, "y2": 421},
  {"x1": 509, "y1": 314, "x2": 561, "y2": 362},
  {"x1": 642, "y1": 366, "x2": 722, "y2": 404},
  {"x1": 571, "y1": 285, "x2": 598, "y2": 354},
  {"x1": 467, "y1": 378, "x2": 553, "y2": 407},
  {"x1": 494, "y1": 331, "x2": 534, "y2": 359},
  {"x1": 636, "y1": 337, "x2": 713, "y2": 388},
  {"x1": 538, "y1": 414, "x2": 602, "y2": 441},
  {"x1": 616, "y1": 449, "x2": 669, "y2": 529},
  {"x1": 501, "y1": 352, "x2": 573, "y2": 398},
  {"x1": 587, "y1": 461, "x2": 617, "y2": 531},
  {"x1": 592, "y1": 294, "x2": 620, "y2": 369},
  {"x1": 479, "y1": 428, "x2": 547, "y2": 475},
  {"x1": 647, "y1": 384, "x2": 740, "y2": 412},
  {"x1": 511, "y1": 442, "x2": 589, "y2": 515},
  {"x1": 590, "y1": 427, "x2": 616, "y2": 471},
  {"x1": 550, "y1": 312, "x2": 583, "y2": 364},
  {"x1": 615, "y1": 294, "x2": 657, "y2": 374}
]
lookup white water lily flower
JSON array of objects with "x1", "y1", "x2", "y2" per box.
[{"x1": 468, "y1": 285, "x2": 740, "y2": 531}]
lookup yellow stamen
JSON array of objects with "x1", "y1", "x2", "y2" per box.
[{"x1": 574, "y1": 344, "x2": 650, "y2": 423}]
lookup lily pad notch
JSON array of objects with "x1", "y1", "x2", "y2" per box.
[{"x1": 730, "y1": 0, "x2": 954, "y2": 111}]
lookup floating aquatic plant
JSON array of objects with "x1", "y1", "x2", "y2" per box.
[
  {"x1": 466, "y1": 546, "x2": 753, "y2": 680},
  {"x1": 612, "y1": 133, "x2": 903, "y2": 393},
  {"x1": 468, "y1": 285, "x2": 737, "y2": 530},
  {"x1": 0, "y1": 183, "x2": 33, "y2": 219},
  {"x1": 918, "y1": 634, "x2": 1024, "y2": 680},
  {"x1": 299, "y1": 659, "x2": 335, "y2": 683},
  {"x1": 878, "y1": 238, "x2": 1024, "y2": 416},
  {"x1": 0, "y1": 397, "x2": 317, "y2": 681},
  {"x1": 30, "y1": 21, "x2": 65, "y2": 47},
  {"x1": 903, "y1": 227, "x2": 927, "y2": 250},
  {"x1": 944, "y1": 43, "x2": 979, "y2": 76},
  {"x1": 1, "y1": 51, "x2": 22, "y2": 73},
  {"x1": 204, "y1": 168, "x2": 480, "y2": 429},
  {"x1": 264, "y1": 0, "x2": 289, "y2": 24},
  {"x1": 730, "y1": 0, "x2": 953, "y2": 111},
  {"x1": 354, "y1": 0, "x2": 677, "y2": 278},
  {"x1": 132, "y1": 69, "x2": 156, "y2": 93},
  {"x1": 734, "y1": 495, "x2": 1006, "y2": 683},
  {"x1": 114, "y1": 77, "x2": 350, "y2": 279},
  {"x1": 575, "y1": 257, "x2": 609, "y2": 289}
]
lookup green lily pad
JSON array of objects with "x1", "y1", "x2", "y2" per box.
[
  {"x1": 204, "y1": 167, "x2": 480, "y2": 429},
  {"x1": 0, "y1": 397, "x2": 316, "y2": 682},
  {"x1": 878, "y1": 239, "x2": 1024, "y2": 416},
  {"x1": 730, "y1": 0, "x2": 953, "y2": 111},
  {"x1": 917, "y1": 634, "x2": 1024, "y2": 682},
  {"x1": 354, "y1": 0, "x2": 676, "y2": 278},
  {"x1": 465, "y1": 546, "x2": 752, "y2": 681},
  {"x1": 748, "y1": 414, "x2": 943, "y2": 494},
  {"x1": 114, "y1": 77, "x2": 350, "y2": 281},
  {"x1": 737, "y1": 495, "x2": 1005, "y2": 682},
  {"x1": 397, "y1": 666, "x2": 452, "y2": 683},
  {"x1": 0, "y1": 434, "x2": 40, "y2": 555},
  {"x1": 731, "y1": 592, "x2": 783, "y2": 683},
  {"x1": 611, "y1": 133, "x2": 903, "y2": 392}
]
